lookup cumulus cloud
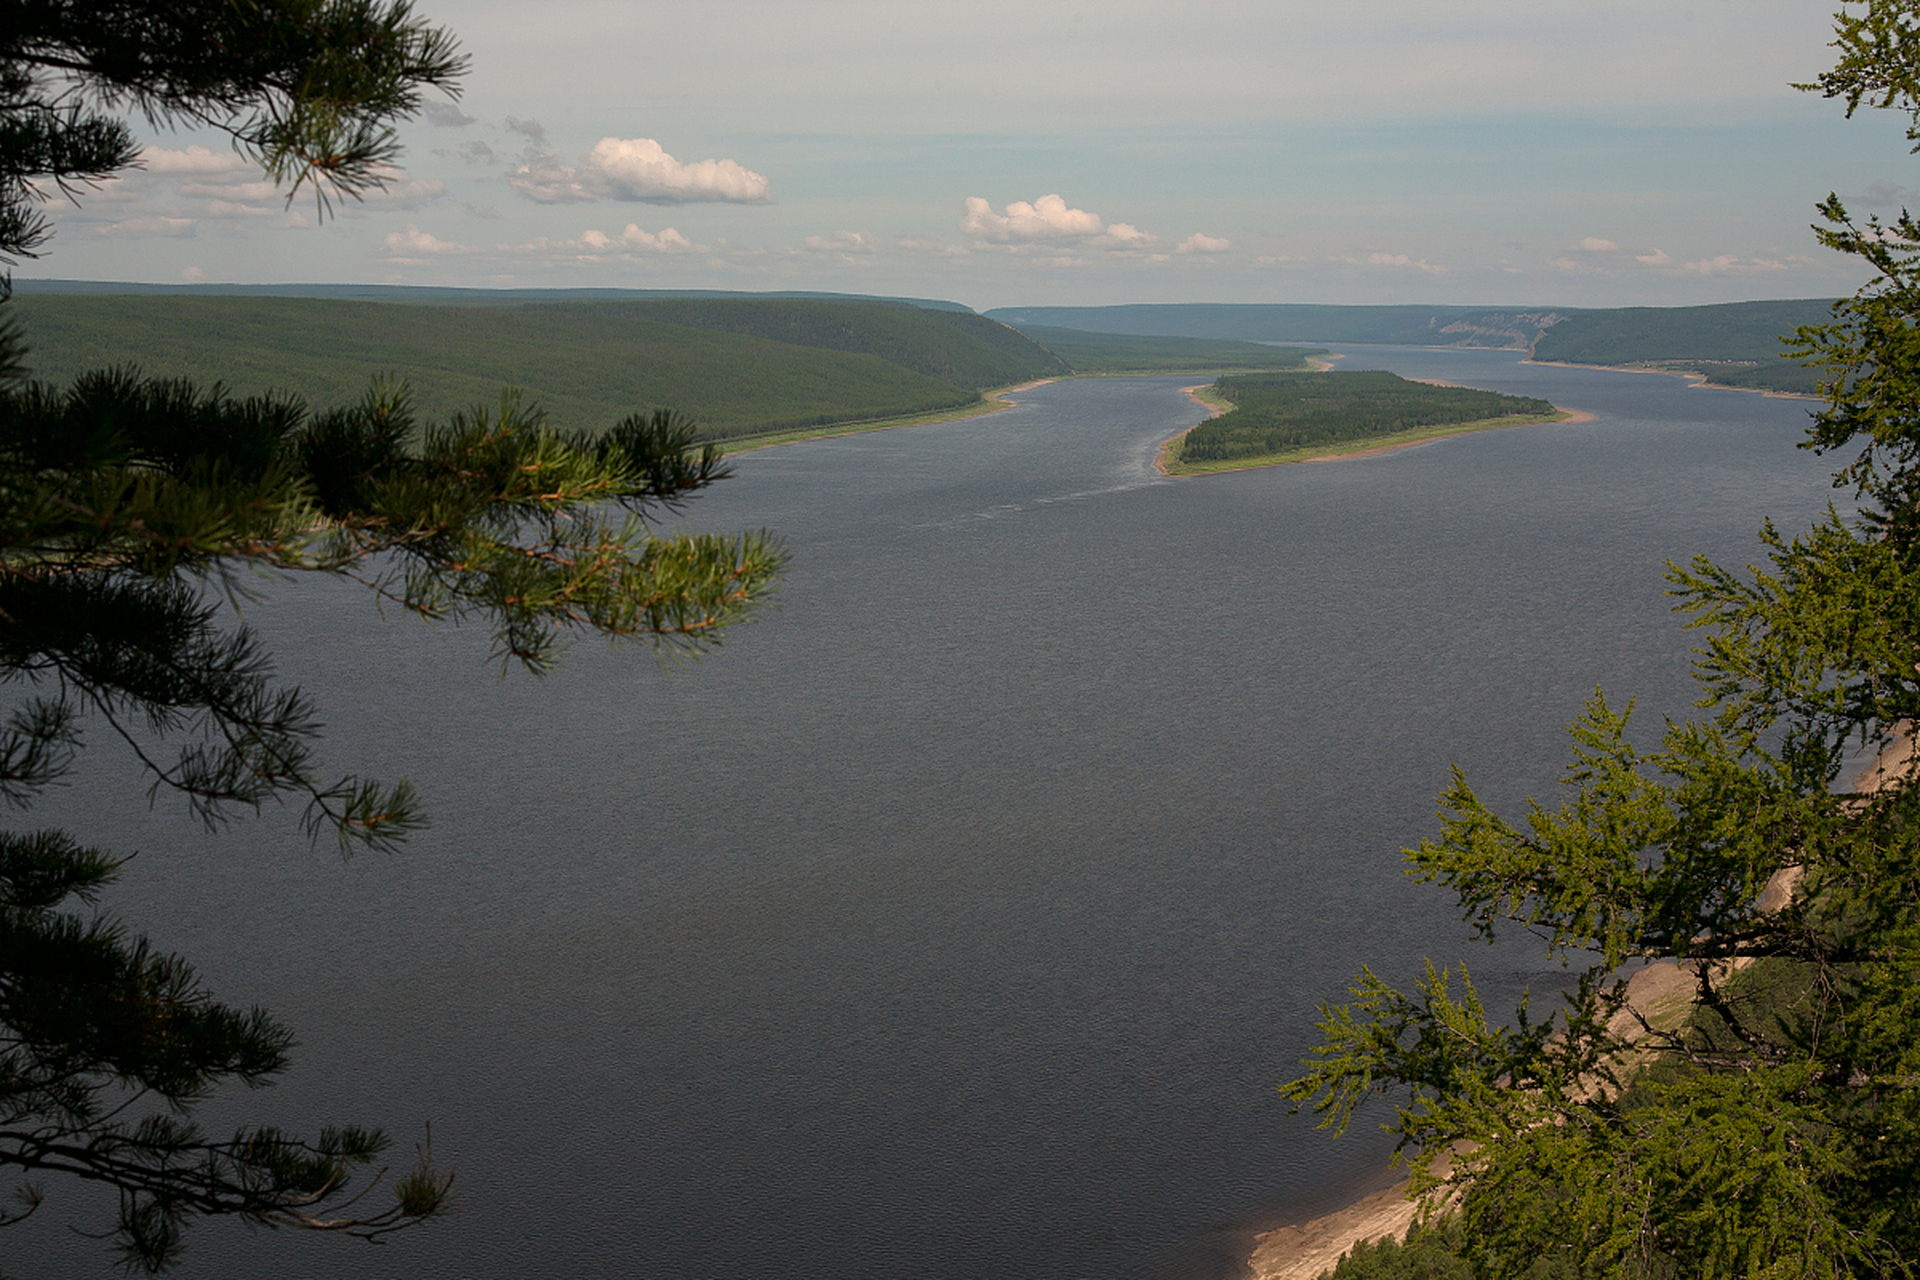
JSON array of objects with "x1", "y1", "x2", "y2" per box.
[
  {"x1": 580, "y1": 224, "x2": 694, "y2": 253},
  {"x1": 1096, "y1": 221, "x2": 1157, "y2": 249},
  {"x1": 1572, "y1": 236, "x2": 1621, "y2": 253},
  {"x1": 959, "y1": 193, "x2": 1171, "y2": 254},
  {"x1": 1177, "y1": 232, "x2": 1231, "y2": 254},
  {"x1": 381, "y1": 222, "x2": 701, "y2": 266},
  {"x1": 385, "y1": 224, "x2": 472, "y2": 256},
  {"x1": 962, "y1": 194, "x2": 1105, "y2": 242},
  {"x1": 510, "y1": 134, "x2": 772, "y2": 205}
]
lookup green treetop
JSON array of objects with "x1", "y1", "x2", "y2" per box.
[
  {"x1": 1283, "y1": 5, "x2": 1920, "y2": 1277},
  {"x1": 0, "y1": 2, "x2": 785, "y2": 1271}
]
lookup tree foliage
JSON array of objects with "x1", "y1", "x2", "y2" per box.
[
  {"x1": 1284, "y1": 6, "x2": 1920, "y2": 1277},
  {"x1": 1180, "y1": 371, "x2": 1554, "y2": 464},
  {"x1": 0, "y1": 0, "x2": 466, "y2": 265},
  {"x1": 0, "y1": 3, "x2": 785, "y2": 1271}
]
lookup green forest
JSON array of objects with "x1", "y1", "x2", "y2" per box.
[
  {"x1": 8, "y1": 293, "x2": 1356, "y2": 449},
  {"x1": 992, "y1": 299, "x2": 1839, "y2": 396},
  {"x1": 7, "y1": 293, "x2": 1069, "y2": 446},
  {"x1": 1171, "y1": 371, "x2": 1561, "y2": 471},
  {"x1": 988, "y1": 302, "x2": 1572, "y2": 349},
  {"x1": 1528, "y1": 299, "x2": 1834, "y2": 394},
  {"x1": 1005, "y1": 323, "x2": 1325, "y2": 373}
]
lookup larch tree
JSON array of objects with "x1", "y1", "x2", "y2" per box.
[
  {"x1": 0, "y1": 2, "x2": 785, "y2": 1271},
  {"x1": 1283, "y1": 5, "x2": 1920, "y2": 1277}
]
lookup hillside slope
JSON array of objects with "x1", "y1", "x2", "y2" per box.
[
  {"x1": 1529, "y1": 299, "x2": 1834, "y2": 394},
  {"x1": 571, "y1": 299, "x2": 1066, "y2": 388},
  {"x1": 8, "y1": 295, "x2": 1065, "y2": 442}
]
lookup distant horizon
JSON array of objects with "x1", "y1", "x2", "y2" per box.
[{"x1": 3, "y1": 276, "x2": 1847, "y2": 317}]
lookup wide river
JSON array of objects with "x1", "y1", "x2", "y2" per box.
[{"x1": 17, "y1": 348, "x2": 1842, "y2": 1279}]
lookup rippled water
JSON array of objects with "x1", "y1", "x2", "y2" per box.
[{"x1": 14, "y1": 349, "x2": 1840, "y2": 1279}]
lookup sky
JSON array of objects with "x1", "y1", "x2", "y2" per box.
[{"x1": 25, "y1": 0, "x2": 1920, "y2": 311}]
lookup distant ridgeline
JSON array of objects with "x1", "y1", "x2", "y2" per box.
[
  {"x1": 6, "y1": 286, "x2": 1328, "y2": 447},
  {"x1": 1528, "y1": 299, "x2": 1836, "y2": 395},
  {"x1": 992, "y1": 299, "x2": 1840, "y2": 395},
  {"x1": 1173, "y1": 371, "x2": 1559, "y2": 472},
  {"x1": 991, "y1": 303, "x2": 1570, "y2": 349},
  {"x1": 1002, "y1": 324, "x2": 1324, "y2": 375},
  {"x1": 7, "y1": 292, "x2": 1068, "y2": 445}
]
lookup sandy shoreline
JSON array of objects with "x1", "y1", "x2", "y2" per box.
[{"x1": 1523, "y1": 358, "x2": 1821, "y2": 402}]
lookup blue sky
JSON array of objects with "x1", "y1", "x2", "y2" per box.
[{"x1": 27, "y1": 0, "x2": 1919, "y2": 310}]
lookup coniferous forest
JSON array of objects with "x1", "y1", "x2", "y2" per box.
[{"x1": 1176, "y1": 370, "x2": 1558, "y2": 466}]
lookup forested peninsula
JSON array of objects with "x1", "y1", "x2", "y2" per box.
[{"x1": 1161, "y1": 371, "x2": 1567, "y2": 475}]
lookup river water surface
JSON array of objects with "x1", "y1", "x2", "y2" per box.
[{"x1": 15, "y1": 349, "x2": 1841, "y2": 1279}]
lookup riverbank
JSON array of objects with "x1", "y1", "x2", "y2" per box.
[
  {"x1": 1246, "y1": 725, "x2": 1914, "y2": 1280},
  {"x1": 1524, "y1": 358, "x2": 1820, "y2": 402},
  {"x1": 721, "y1": 379, "x2": 1056, "y2": 453}
]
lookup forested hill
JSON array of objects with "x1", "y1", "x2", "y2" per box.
[
  {"x1": 988, "y1": 303, "x2": 1570, "y2": 349},
  {"x1": 8, "y1": 294, "x2": 1067, "y2": 445},
  {"x1": 1530, "y1": 298, "x2": 1837, "y2": 394},
  {"x1": 551, "y1": 298, "x2": 1068, "y2": 388},
  {"x1": 1009, "y1": 324, "x2": 1324, "y2": 374},
  {"x1": 993, "y1": 298, "x2": 1842, "y2": 394},
  {"x1": 11, "y1": 277, "x2": 976, "y2": 311}
]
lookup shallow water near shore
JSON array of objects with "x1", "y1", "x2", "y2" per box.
[{"x1": 12, "y1": 349, "x2": 1839, "y2": 1279}]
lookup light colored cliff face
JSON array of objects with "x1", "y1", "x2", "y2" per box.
[{"x1": 1429, "y1": 311, "x2": 1572, "y2": 351}]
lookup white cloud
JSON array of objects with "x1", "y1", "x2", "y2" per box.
[
  {"x1": 579, "y1": 224, "x2": 694, "y2": 253},
  {"x1": 961, "y1": 194, "x2": 1106, "y2": 242},
  {"x1": 1177, "y1": 233, "x2": 1231, "y2": 254},
  {"x1": 140, "y1": 145, "x2": 252, "y2": 176},
  {"x1": 385, "y1": 224, "x2": 472, "y2": 256},
  {"x1": 1572, "y1": 236, "x2": 1621, "y2": 252},
  {"x1": 510, "y1": 136, "x2": 772, "y2": 205},
  {"x1": 1635, "y1": 248, "x2": 1672, "y2": 266},
  {"x1": 1096, "y1": 222, "x2": 1157, "y2": 249},
  {"x1": 129, "y1": 149, "x2": 445, "y2": 216},
  {"x1": 382, "y1": 222, "x2": 701, "y2": 265},
  {"x1": 959, "y1": 193, "x2": 1165, "y2": 254}
]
